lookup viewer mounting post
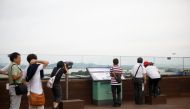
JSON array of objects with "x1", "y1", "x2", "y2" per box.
[{"x1": 66, "y1": 73, "x2": 69, "y2": 100}]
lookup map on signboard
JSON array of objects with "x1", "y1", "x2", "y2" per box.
[{"x1": 87, "y1": 67, "x2": 125, "y2": 81}]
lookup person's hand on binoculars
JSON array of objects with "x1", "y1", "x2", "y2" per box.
[{"x1": 64, "y1": 63, "x2": 68, "y2": 73}]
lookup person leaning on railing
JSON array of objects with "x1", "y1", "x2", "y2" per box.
[
  {"x1": 0, "y1": 67, "x2": 8, "y2": 75},
  {"x1": 144, "y1": 61, "x2": 161, "y2": 97},
  {"x1": 50, "y1": 61, "x2": 68, "y2": 109}
]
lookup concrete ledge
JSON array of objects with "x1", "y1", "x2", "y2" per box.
[
  {"x1": 145, "y1": 95, "x2": 167, "y2": 104},
  {"x1": 59, "y1": 99, "x2": 84, "y2": 109}
]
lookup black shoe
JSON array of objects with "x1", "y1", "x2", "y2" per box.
[
  {"x1": 135, "y1": 102, "x2": 143, "y2": 105},
  {"x1": 112, "y1": 104, "x2": 117, "y2": 107},
  {"x1": 117, "y1": 103, "x2": 121, "y2": 107}
]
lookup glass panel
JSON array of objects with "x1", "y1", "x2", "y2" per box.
[{"x1": 0, "y1": 54, "x2": 189, "y2": 79}]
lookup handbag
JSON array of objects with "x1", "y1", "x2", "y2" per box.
[
  {"x1": 11, "y1": 64, "x2": 27, "y2": 95},
  {"x1": 29, "y1": 92, "x2": 45, "y2": 106},
  {"x1": 47, "y1": 68, "x2": 61, "y2": 88},
  {"x1": 112, "y1": 72, "x2": 122, "y2": 83},
  {"x1": 115, "y1": 75, "x2": 122, "y2": 83},
  {"x1": 15, "y1": 83, "x2": 28, "y2": 95}
]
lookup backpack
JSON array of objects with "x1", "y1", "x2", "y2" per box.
[{"x1": 47, "y1": 68, "x2": 61, "y2": 88}]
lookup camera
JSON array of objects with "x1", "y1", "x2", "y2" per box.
[{"x1": 64, "y1": 61, "x2": 73, "y2": 69}]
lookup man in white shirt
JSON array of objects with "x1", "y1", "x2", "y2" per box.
[
  {"x1": 24, "y1": 54, "x2": 49, "y2": 109},
  {"x1": 131, "y1": 57, "x2": 146, "y2": 105},
  {"x1": 144, "y1": 62, "x2": 161, "y2": 97}
]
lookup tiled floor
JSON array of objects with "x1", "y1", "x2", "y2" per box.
[{"x1": 84, "y1": 97, "x2": 190, "y2": 109}]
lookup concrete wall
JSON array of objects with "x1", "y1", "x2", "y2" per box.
[{"x1": 0, "y1": 76, "x2": 190, "y2": 109}]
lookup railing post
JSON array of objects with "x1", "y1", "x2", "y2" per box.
[
  {"x1": 65, "y1": 73, "x2": 69, "y2": 100},
  {"x1": 120, "y1": 56, "x2": 122, "y2": 66},
  {"x1": 183, "y1": 57, "x2": 185, "y2": 76}
]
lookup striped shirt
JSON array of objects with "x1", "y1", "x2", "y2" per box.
[{"x1": 110, "y1": 65, "x2": 123, "y2": 85}]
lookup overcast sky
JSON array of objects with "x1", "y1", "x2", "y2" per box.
[{"x1": 0, "y1": 0, "x2": 190, "y2": 57}]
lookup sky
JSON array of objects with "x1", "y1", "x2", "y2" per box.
[{"x1": 0, "y1": 0, "x2": 190, "y2": 57}]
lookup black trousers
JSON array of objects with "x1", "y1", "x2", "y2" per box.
[
  {"x1": 111, "y1": 85, "x2": 121, "y2": 105},
  {"x1": 133, "y1": 78, "x2": 144, "y2": 104},
  {"x1": 149, "y1": 78, "x2": 161, "y2": 96},
  {"x1": 52, "y1": 84, "x2": 62, "y2": 102}
]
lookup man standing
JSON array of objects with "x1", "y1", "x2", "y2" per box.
[
  {"x1": 131, "y1": 57, "x2": 146, "y2": 105},
  {"x1": 25, "y1": 54, "x2": 49, "y2": 109},
  {"x1": 110, "y1": 58, "x2": 123, "y2": 107}
]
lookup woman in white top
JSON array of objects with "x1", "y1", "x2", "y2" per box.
[
  {"x1": 144, "y1": 61, "x2": 161, "y2": 97},
  {"x1": 25, "y1": 54, "x2": 49, "y2": 109}
]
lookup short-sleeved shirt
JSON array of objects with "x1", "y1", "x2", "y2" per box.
[
  {"x1": 25, "y1": 64, "x2": 44, "y2": 94},
  {"x1": 131, "y1": 63, "x2": 146, "y2": 78},
  {"x1": 146, "y1": 66, "x2": 161, "y2": 79},
  {"x1": 1, "y1": 64, "x2": 9, "y2": 75},
  {"x1": 7, "y1": 62, "x2": 23, "y2": 84},
  {"x1": 110, "y1": 65, "x2": 123, "y2": 85},
  {"x1": 50, "y1": 67, "x2": 66, "y2": 86}
]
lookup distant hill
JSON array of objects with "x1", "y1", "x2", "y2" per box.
[
  {"x1": 0, "y1": 62, "x2": 130, "y2": 69},
  {"x1": 48, "y1": 62, "x2": 111, "y2": 69}
]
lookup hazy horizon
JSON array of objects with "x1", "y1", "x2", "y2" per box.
[{"x1": 0, "y1": 0, "x2": 190, "y2": 57}]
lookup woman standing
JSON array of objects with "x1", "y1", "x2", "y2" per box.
[
  {"x1": 50, "y1": 61, "x2": 68, "y2": 109},
  {"x1": 6, "y1": 52, "x2": 23, "y2": 109},
  {"x1": 110, "y1": 58, "x2": 123, "y2": 107},
  {"x1": 25, "y1": 54, "x2": 49, "y2": 109}
]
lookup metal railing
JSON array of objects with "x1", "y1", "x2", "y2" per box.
[{"x1": 0, "y1": 54, "x2": 190, "y2": 78}]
